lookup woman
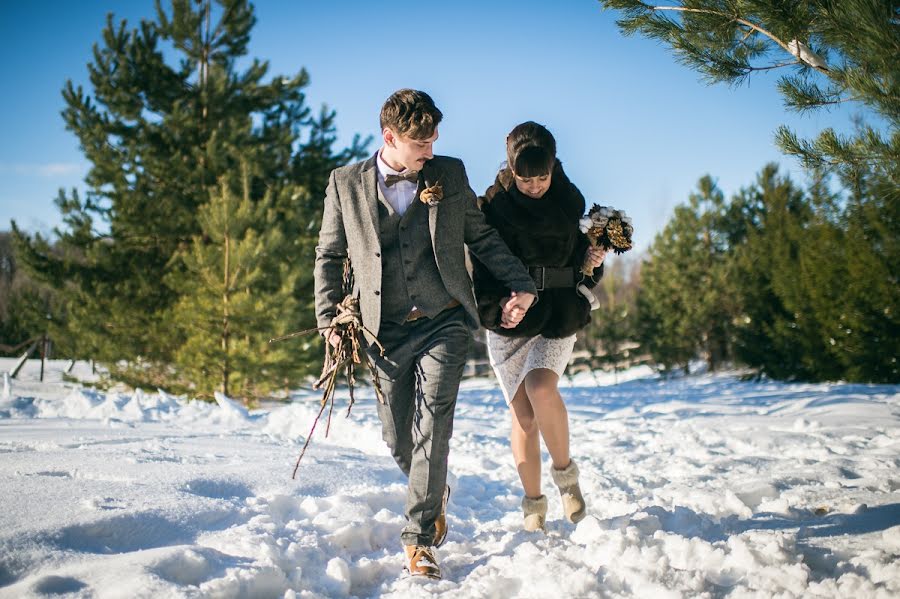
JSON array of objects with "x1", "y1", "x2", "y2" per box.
[{"x1": 472, "y1": 121, "x2": 606, "y2": 531}]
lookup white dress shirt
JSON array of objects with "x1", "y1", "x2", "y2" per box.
[{"x1": 376, "y1": 149, "x2": 418, "y2": 216}]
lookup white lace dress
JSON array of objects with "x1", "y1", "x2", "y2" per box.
[{"x1": 486, "y1": 331, "x2": 577, "y2": 404}]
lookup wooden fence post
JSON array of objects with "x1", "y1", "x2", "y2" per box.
[
  {"x1": 39, "y1": 334, "x2": 47, "y2": 382},
  {"x1": 10, "y1": 340, "x2": 39, "y2": 379}
]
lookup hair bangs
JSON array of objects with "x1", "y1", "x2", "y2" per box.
[{"x1": 511, "y1": 146, "x2": 554, "y2": 178}]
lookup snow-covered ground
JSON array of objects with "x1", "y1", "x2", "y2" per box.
[{"x1": 1, "y1": 358, "x2": 898, "y2": 598}]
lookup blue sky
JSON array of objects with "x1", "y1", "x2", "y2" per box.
[{"x1": 0, "y1": 1, "x2": 868, "y2": 250}]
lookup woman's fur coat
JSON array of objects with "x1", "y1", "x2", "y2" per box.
[{"x1": 472, "y1": 161, "x2": 602, "y2": 339}]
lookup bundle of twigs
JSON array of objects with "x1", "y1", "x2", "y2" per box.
[{"x1": 269, "y1": 261, "x2": 385, "y2": 478}]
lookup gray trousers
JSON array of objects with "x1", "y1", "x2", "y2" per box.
[{"x1": 369, "y1": 306, "x2": 469, "y2": 546}]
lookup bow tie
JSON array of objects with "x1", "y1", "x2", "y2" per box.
[{"x1": 384, "y1": 171, "x2": 419, "y2": 187}]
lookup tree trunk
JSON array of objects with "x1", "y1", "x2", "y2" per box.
[{"x1": 222, "y1": 229, "x2": 230, "y2": 397}]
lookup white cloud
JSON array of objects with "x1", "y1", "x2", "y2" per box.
[
  {"x1": 35, "y1": 163, "x2": 82, "y2": 177},
  {"x1": 0, "y1": 162, "x2": 83, "y2": 177}
]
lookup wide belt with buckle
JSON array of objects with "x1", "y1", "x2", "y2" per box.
[
  {"x1": 528, "y1": 266, "x2": 577, "y2": 291},
  {"x1": 406, "y1": 299, "x2": 461, "y2": 323}
]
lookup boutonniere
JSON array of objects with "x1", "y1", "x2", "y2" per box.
[{"x1": 420, "y1": 179, "x2": 443, "y2": 207}]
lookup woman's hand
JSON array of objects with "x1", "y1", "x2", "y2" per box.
[{"x1": 584, "y1": 245, "x2": 607, "y2": 270}]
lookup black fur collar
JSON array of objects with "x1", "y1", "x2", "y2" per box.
[{"x1": 481, "y1": 161, "x2": 584, "y2": 230}]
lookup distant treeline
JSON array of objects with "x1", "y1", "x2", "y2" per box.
[
  {"x1": 636, "y1": 165, "x2": 897, "y2": 382},
  {"x1": 7, "y1": 154, "x2": 897, "y2": 389}
]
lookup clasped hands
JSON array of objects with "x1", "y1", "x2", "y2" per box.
[
  {"x1": 500, "y1": 246, "x2": 605, "y2": 329},
  {"x1": 499, "y1": 291, "x2": 536, "y2": 329}
]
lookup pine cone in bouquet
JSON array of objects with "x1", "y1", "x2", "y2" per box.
[
  {"x1": 578, "y1": 204, "x2": 633, "y2": 276},
  {"x1": 580, "y1": 204, "x2": 633, "y2": 254}
]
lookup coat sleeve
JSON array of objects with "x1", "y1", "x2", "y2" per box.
[
  {"x1": 470, "y1": 194, "x2": 534, "y2": 330},
  {"x1": 313, "y1": 169, "x2": 349, "y2": 330},
  {"x1": 458, "y1": 166, "x2": 536, "y2": 298},
  {"x1": 471, "y1": 253, "x2": 506, "y2": 330}
]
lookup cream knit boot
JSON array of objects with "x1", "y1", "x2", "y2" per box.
[
  {"x1": 551, "y1": 460, "x2": 586, "y2": 523},
  {"x1": 521, "y1": 495, "x2": 548, "y2": 532}
]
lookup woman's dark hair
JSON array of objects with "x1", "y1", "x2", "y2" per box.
[{"x1": 506, "y1": 121, "x2": 557, "y2": 177}]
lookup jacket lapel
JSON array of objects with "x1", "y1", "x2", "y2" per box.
[{"x1": 360, "y1": 154, "x2": 380, "y2": 244}]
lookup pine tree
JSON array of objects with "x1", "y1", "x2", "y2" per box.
[
  {"x1": 168, "y1": 161, "x2": 300, "y2": 400},
  {"x1": 726, "y1": 163, "x2": 899, "y2": 382},
  {"x1": 728, "y1": 165, "x2": 830, "y2": 380},
  {"x1": 592, "y1": 261, "x2": 634, "y2": 372},
  {"x1": 598, "y1": 0, "x2": 899, "y2": 179},
  {"x1": 637, "y1": 176, "x2": 736, "y2": 373},
  {"x1": 636, "y1": 255, "x2": 694, "y2": 373},
  {"x1": 0, "y1": 233, "x2": 73, "y2": 358},
  {"x1": 12, "y1": 1, "x2": 368, "y2": 386},
  {"x1": 821, "y1": 168, "x2": 899, "y2": 381},
  {"x1": 579, "y1": 258, "x2": 638, "y2": 379}
]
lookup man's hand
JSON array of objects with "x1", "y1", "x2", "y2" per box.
[
  {"x1": 499, "y1": 291, "x2": 536, "y2": 329},
  {"x1": 325, "y1": 328, "x2": 341, "y2": 349}
]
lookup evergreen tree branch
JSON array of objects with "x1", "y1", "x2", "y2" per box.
[
  {"x1": 646, "y1": 4, "x2": 793, "y2": 55},
  {"x1": 775, "y1": 124, "x2": 895, "y2": 175},
  {"x1": 746, "y1": 60, "x2": 810, "y2": 73},
  {"x1": 646, "y1": 3, "x2": 831, "y2": 75},
  {"x1": 777, "y1": 75, "x2": 859, "y2": 113}
]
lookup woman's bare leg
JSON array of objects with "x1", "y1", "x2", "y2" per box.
[
  {"x1": 523, "y1": 368, "x2": 570, "y2": 470},
  {"x1": 509, "y1": 383, "x2": 542, "y2": 498}
]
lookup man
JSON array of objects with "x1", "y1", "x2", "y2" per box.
[{"x1": 314, "y1": 89, "x2": 536, "y2": 579}]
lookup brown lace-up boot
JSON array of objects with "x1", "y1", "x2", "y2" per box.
[
  {"x1": 433, "y1": 485, "x2": 450, "y2": 548},
  {"x1": 404, "y1": 545, "x2": 441, "y2": 579}
]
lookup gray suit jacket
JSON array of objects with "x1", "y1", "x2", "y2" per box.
[{"x1": 314, "y1": 153, "x2": 536, "y2": 341}]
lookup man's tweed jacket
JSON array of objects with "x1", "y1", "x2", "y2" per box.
[{"x1": 314, "y1": 154, "x2": 537, "y2": 342}]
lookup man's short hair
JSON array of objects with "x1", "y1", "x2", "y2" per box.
[{"x1": 380, "y1": 89, "x2": 443, "y2": 140}]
